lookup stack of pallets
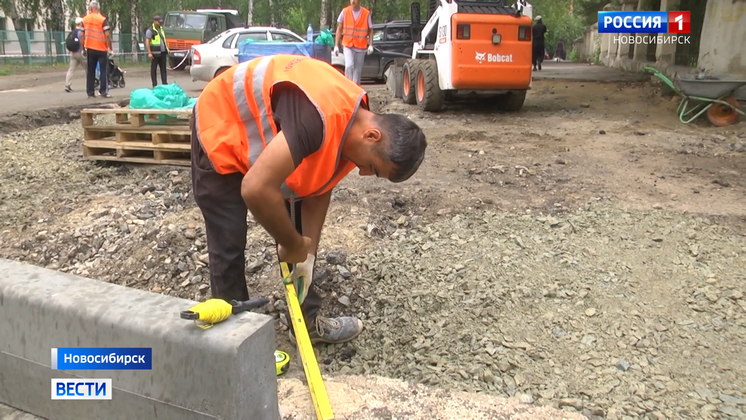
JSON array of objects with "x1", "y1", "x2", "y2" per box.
[{"x1": 81, "y1": 107, "x2": 193, "y2": 167}]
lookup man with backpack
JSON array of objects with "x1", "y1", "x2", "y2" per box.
[{"x1": 64, "y1": 17, "x2": 86, "y2": 93}]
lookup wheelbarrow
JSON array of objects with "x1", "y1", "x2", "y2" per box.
[{"x1": 644, "y1": 65, "x2": 746, "y2": 127}]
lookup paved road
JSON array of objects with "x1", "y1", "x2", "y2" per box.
[
  {"x1": 0, "y1": 61, "x2": 649, "y2": 116},
  {"x1": 532, "y1": 60, "x2": 649, "y2": 82},
  {"x1": 0, "y1": 68, "x2": 208, "y2": 115}
]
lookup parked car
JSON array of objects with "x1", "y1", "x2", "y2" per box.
[
  {"x1": 330, "y1": 19, "x2": 423, "y2": 82},
  {"x1": 190, "y1": 26, "x2": 307, "y2": 82},
  {"x1": 164, "y1": 9, "x2": 245, "y2": 70}
]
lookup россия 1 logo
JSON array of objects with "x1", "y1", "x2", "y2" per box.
[{"x1": 598, "y1": 11, "x2": 690, "y2": 34}]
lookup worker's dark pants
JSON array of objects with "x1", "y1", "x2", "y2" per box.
[
  {"x1": 150, "y1": 51, "x2": 168, "y2": 87},
  {"x1": 189, "y1": 114, "x2": 323, "y2": 327},
  {"x1": 532, "y1": 42, "x2": 545, "y2": 67},
  {"x1": 86, "y1": 48, "x2": 108, "y2": 96}
]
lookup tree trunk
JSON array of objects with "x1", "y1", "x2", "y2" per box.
[
  {"x1": 268, "y1": 0, "x2": 274, "y2": 25},
  {"x1": 320, "y1": 0, "x2": 328, "y2": 30},
  {"x1": 3, "y1": 0, "x2": 31, "y2": 58},
  {"x1": 44, "y1": 0, "x2": 66, "y2": 63},
  {"x1": 247, "y1": 0, "x2": 254, "y2": 24},
  {"x1": 131, "y1": 0, "x2": 139, "y2": 63}
]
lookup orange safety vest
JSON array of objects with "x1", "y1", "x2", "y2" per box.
[
  {"x1": 341, "y1": 5, "x2": 371, "y2": 50},
  {"x1": 195, "y1": 54, "x2": 367, "y2": 201},
  {"x1": 82, "y1": 12, "x2": 108, "y2": 51}
]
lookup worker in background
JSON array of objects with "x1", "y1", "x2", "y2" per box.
[
  {"x1": 145, "y1": 15, "x2": 168, "y2": 88},
  {"x1": 82, "y1": 0, "x2": 112, "y2": 98},
  {"x1": 532, "y1": 15, "x2": 547, "y2": 71},
  {"x1": 334, "y1": 0, "x2": 374, "y2": 85},
  {"x1": 555, "y1": 39, "x2": 566, "y2": 61},
  {"x1": 64, "y1": 17, "x2": 86, "y2": 93},
  {"x1": 191, "y1": 54, "x2": 427, "y2": 345}
]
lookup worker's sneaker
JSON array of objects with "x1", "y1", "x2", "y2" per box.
[
  {"x1": 288, "y1": 316, "x2": 363, "y2": 345},
  {"x1": 64, "y1": 85, "x2": 72, "y2": 92}
]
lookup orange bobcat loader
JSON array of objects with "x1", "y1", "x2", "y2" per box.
[{"x1": 391, "y1": 0, "x2": 534, "y2": 112}]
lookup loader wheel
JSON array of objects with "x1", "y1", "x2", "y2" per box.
[
  {"x1": 496, "y1": 90, "x2": 527, "y2": 112},
  {"x1": 401, "y1": 60, "x2": 417, "y2": 105},
  {"x1": 415, "y1": 60, "x2": 444, "y2": 112},
  {"x1": 706, "y1": 96, "x2": 740, "y2": 127}
]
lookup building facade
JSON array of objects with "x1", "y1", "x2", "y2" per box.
[{"x1": 573, "y1": 0, "x2": 745, "y2": 99}]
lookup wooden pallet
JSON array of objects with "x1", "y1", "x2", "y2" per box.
[{"x1": 81, "y1": 108, "x2": 193, "y2": 166}]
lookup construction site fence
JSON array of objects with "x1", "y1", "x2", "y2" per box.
[{"x1": 0, "y1": 30, "x2": 152, "y2": 66}]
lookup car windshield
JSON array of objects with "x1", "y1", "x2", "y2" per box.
[{"x1": 164, "y1": 13, "x2": 207, "y2": 30}]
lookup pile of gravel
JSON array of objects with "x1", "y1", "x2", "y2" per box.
[{"x1": 1, "y1": 118, "x2": 744, "y2": 420}]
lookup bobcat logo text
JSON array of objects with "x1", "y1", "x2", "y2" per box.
[{"x1": 475, "y1": 52, "x2": 513, "y2": 63}]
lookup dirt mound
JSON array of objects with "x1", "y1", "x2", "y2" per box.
[
  {"x1": 279, "y1": 375, "x2": 589, "y2": 420},
  {"x1": 1, "y1": 80, "x2": 744, "y2": 420},
  {"x1": 0, "y1": 101, "x2": 129, "y2": 135}
]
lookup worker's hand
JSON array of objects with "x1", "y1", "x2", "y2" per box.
[
  {"x1": 333, "y1": 46, "x2": 340, "y2": 56},
  {"x1": 290, "y1": 253, "x2": 315, "y2": 304},
  {"x1": 278, "y1": 236, "x2": 313, "y2": 265},
  {"x1": 367, "y1": 45, "x2": 373, "y2": 55},
  {"x1": 148, "y1": 52, "x2": 153, "y2": 60}
]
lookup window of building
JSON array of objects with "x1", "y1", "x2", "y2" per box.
[{"x1": 21, "y1": 19, "x2": 36, "y2": 40}]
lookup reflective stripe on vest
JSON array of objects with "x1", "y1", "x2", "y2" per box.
[
  {"x1": 195, "y1": 54, "x2": 365, "y2": 200},
  {"x1": 150, "y1": 24, "x2": 167, "y2": 47},
  {"x1": 342, "y1": 6, "x2": 370, "y2": 49},
  {"x1": 234, "y1": 57, "x2": 276, "y2": 169},
  {"x1": 83, "y1": 13, "x2": 107, "y2": 51}
]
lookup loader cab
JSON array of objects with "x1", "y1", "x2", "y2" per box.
[{"x1": 363, "y1": 20, "x2": 423, "y2": 82}]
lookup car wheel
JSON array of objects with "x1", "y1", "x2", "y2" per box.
[{"x1": 214, "y1": 67, "x2": 229, "y2": 79}]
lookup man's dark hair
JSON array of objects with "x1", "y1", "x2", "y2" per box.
[{"x1": 373, "y1": 113, "x2": 427, "y2": 183}]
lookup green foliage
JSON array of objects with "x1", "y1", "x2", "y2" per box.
[
  {"x1": 574, "y1": 0, "x2": 622, "y2": 26},
  {"x1": 530, "y1": 0, "x2": 585, "y2": 55},
  {"x1": 568, "y1": 48, "x2": 578, "y2": 61},
  {"x1": 1, "y1": 0, "x2": 616, "y2": 47}
]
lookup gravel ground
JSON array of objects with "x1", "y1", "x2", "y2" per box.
[{"x1": 1, "y1": 79, "x2": 745, "y2": 420}]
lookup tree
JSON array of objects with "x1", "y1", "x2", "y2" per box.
[
  {"x1": 530, "y1": 0, "x2": 620, "y2": 56},
  {"x1": 0, "y1": 0, "x2": 37, "y2": 58}
]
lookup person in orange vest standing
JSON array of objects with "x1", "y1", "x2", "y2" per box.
[
  {"x1": 82, "y1": 1, "x2": 112, "y2": 98},
  {"x1": 334, "y1": 0, "x2": 374, "y2": 85},
  {"x1": 190, "y1": 54, "x2": 426, "y2": 345}
]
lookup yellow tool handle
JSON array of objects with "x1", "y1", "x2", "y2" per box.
[{"x1": 281, "y1": 261, "x2": 334, "y2": 420}]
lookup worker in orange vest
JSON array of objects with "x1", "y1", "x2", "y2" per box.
[
  {"x1": 191, "y1": 54, "x2": 426, "y2": 345},
  {"x1": 82, "y1": 1, "x2": 112, "y2": 98},
  {"x1": 334, "y1": 0, "x2": 374, "y2": 85}
]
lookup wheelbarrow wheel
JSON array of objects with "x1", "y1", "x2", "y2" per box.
[{"x1": 706, "y1": 96, "x2": 740, "y2": 127}]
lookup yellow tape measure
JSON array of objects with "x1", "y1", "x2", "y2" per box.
[{"x1": 275, "y1": 350, "x2": 290, "y2": 376}]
